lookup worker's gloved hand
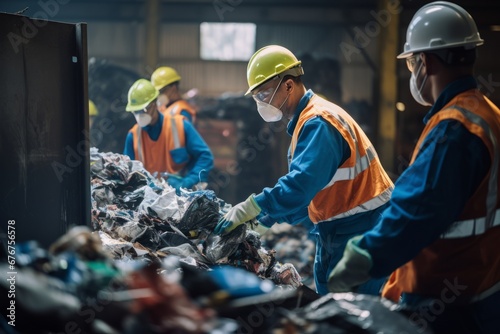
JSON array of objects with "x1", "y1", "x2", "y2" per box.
[
  {"x1": 251, "y1": 214, "x2": 276, "y2": 236},
  {"x1": 180, "y1": 175, "x2": 198, "y2": 190},
  {"x1": 214, "y1": 195, "x2": 261, "y2": 235},
  {"x1": 166, "y1": 175, "x2": 183, "y2": 190},
  {"x1": 248, "y1": 220, "x2": 270, "y2": 236},
  {"x1": 327, "y1": 235, "x2": 372, "y2": 293}
]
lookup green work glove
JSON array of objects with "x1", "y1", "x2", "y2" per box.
[
  {"x1": 214, "y1": 195, "x2": 261, "y2": 235},
  {"x1": 327, "y1": 235, "x2": 372, "y2": 293}
]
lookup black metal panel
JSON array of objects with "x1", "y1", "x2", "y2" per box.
[{"x1": 0, "y1": 13, "x2": 89, "y2": 247}]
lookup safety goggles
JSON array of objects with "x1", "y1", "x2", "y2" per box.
[
  {"x1": 252, "y1": 76, "x2": 282, "y2": 102},
  {"x1": 406, "y1": 54, "x2": 421, "y2": 73},
  {"x1": 133, "y1": 101, "x2": 155, "y2": 115}
]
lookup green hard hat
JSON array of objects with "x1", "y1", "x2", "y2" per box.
[
  {"x1": 246, "y1": 45, "x2": 304, "y2": 95},
  {"x1": 126, "y1": 79, "x2": 159, "y2": 112}
]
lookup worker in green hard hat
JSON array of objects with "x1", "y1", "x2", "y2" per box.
[
  {"x1": 214, "y1": 45, "x2": 394, "y2": 296},
  {"x1": 123, "y1": 79, "x2": 213, "y2": 192}
]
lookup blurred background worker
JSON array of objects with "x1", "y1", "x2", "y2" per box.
[
  {"x1": 214, "y1": 45, "x2": 394, "y2": 296},
  {"x1": 89, "y1": 99, "x2": 98, "y2": 129},
  {"x1": 327, "y1": 2, "x2": 500, "y2": 333},
  {"x1": 123, "y1": 79, "x2": 213, "y2": 191},
  {"x1": 151, "y1": 66, "x2": 197, "y2": 124}
]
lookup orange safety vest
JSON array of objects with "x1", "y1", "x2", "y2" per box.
[
  {"x1": 382, "y1": 89, "x2": 500, "y2": 303},
  {"x1": 130, "y1": 115, "x2": 187, "y2": 175},
  {"x1": 290, "y1": 94, "x2": 394, "y2": 223},
  {"x1": 163, "y1": 99, "x2": 197, "y2": 123}
]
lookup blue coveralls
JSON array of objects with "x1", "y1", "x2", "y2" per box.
[{"x1": 255, "y1": 90, "x2": 389, "y2": 295}]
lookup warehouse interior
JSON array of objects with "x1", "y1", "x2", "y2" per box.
[{"x1": 1, "y1": 0, "x2": 500, "y2": 333}]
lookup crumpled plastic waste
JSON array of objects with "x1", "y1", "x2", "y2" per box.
[
  {"x1": 122, "y1": 261, "x2": 217, "y2": 333},
  {"x1": 90, "y1": 148, "x2": 304, "y2": 289},
  {"x1": 262, "y1": 223, "x2": 316, "y2": 290},
  {"x1": 277, "y1": 292, "x2": 432, "y2": 334},
  {"x1": 176, "y1": 195, "x2": 220, "y2": 236},
  {"x1": 204, "y1": 224, "x2": 247, "y2": 264}
]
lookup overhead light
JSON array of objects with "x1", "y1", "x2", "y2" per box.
[
  {"x1": 490, "y1": 25, "x2": 500, "y2": 31},
  {"x1": 396, "y1": 102, "x2": 405, "y2": 112}
]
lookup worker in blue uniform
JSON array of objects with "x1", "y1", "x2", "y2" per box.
[
  {"x1": 123, "y1": 79, "x2": 213, "y2": 191},
  {"x1": 214, "y1": 45, "x2": 394, "y2": 295},
  {"x1": 327, "y1": 2, "x2": 500, "y2": 333}
]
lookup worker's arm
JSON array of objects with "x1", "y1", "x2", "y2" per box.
[
  {"x1": 328, "y1": 120, "x2": 491, "y2": 292},
  {"x1": 180, "y1": 120, "x2": 214, "y2": 188},
  {"x1": 361, "y1": 120, "x2": 490, "y2": 277},
  {"x1": 254, "y1": 116, "x2": 350, "y2": 219},
  {"x1": 123, "y1": 132, "x2": 135, "y2": 160},
  {"x1": 257, "y1": 206, "x2": 311, "y2": 228},
  {"x1": 180, "y1": 109, "x2": 193, "y2": 123}
]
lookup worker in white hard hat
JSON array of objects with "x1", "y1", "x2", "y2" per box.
[
  {"x1": 327, "y1": 2, "x2": 500, "y2": 333},
  {"x1": 213, "y1": 44, "x2": 394, "y2": 296},
  {"x1": 151, "y1": 66, "x2": 197, "y2": 124},
  {"x1": 123, "y1": 79, "x2": 213, "y2": 191}
]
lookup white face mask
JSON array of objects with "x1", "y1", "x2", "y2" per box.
[
  {"x1": 156, "y1": 95, "x2": 169, "y2": 113},
  {"x1": 254, "y1": 76, "x2": 288, "y2": 122},
  {"x1": 255, "y1": 96, "x2": 288, "y2": 122},
  {"x1": 410, "y1": 60, "x2": 431, "y2": 106},
  {"x1": 157, "y1": 94, "x2": 169, "y2": 108},
  {"x1": 134, "y1": 113, "x2": 152, "y2": 127}
]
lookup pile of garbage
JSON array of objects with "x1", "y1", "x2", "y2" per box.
[
  {"x1": 261, "y1": 223, "x2": 316, "y2": 290},
  {"x1": 0, "y1": 149, "x2": 429, "y2": 333},
  {"x1": 89, "y1": 148, "x2": 302, "y2": 288},
  {"x1": 0, "y1": 225, "x2": 428, "y2": 334}
]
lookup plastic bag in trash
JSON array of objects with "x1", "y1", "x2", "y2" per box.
[
  {"x1": 204, "y1": 224, "x2": 247, "y2": 264},
  {"x1": 280, "y1": 292, "x2": 432, "y2": 334},
  {"x1": 176, "y1": 195, "x2": 220, "y2": 236}
]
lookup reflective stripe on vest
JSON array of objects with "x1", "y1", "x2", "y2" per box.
[
  {"x1": 323, "y1": 145, "x2": 377, "y2": 188},
  {"x1": 170, "y1": 104, "x2": 179, "y2": 117},
  {"x1": 136, "y1": 126, "x2": 144, "y2": 162},
  {"x1": 441, "y1": 208, "x2": 500, "y2": 239},
  {"x1": 440, "y1": 105, "x2": 499, "y2": 239},
  {"x1": 171, "y1": 117, "x2": 181, "y2": 149},
  {"x1": 321, "y1": 186, "x2": 393, "y2": 221}
]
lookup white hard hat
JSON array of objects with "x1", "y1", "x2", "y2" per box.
[{"x1": 398, "y1": 1, "x2": 483, "y2": 59}]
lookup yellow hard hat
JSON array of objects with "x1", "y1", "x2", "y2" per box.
[
  {"x1": 126, "y1": 79, "x2": 159, "y2": 112},
  {"x1": 246, "y1": 45, "x2": 304, "y2": 95},
  {"x1": 89, "y1": 100, "x2": 98, "y2": 116},
  {"x1": 151, "y1": 66, "x2": 181, "y2": 91}
]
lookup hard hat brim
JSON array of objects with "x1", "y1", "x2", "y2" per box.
[{"x1": 245, "y1": 65, "x2": 304, "y2": 95}]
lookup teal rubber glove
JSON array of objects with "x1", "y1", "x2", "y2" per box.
[
  {"x1": 214, "y1": 195, "x2": 262, "y2": 235},
  {"x1": 327, "y1": 235, "x2": 372, "y2": 293},
  {"x1": 166, "y1": 175, "x2": 183, "y2": 190},
  {"x1": 180, "y1": 175, "x2": 198, "y2": 189}
]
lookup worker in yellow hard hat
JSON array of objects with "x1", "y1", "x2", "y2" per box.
[
  {"x1": 151, "y1": 66, "x2": 197, "y2": 124},
  {"x1": 89, "y1": 99, "x2": 98, "y2": 128},
  {"x1": 213, "y1": 45, "x2": 394, "y2": 296},
  {"x1": 123, "y1": 79, "x2": 213, "y2": 191}
]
